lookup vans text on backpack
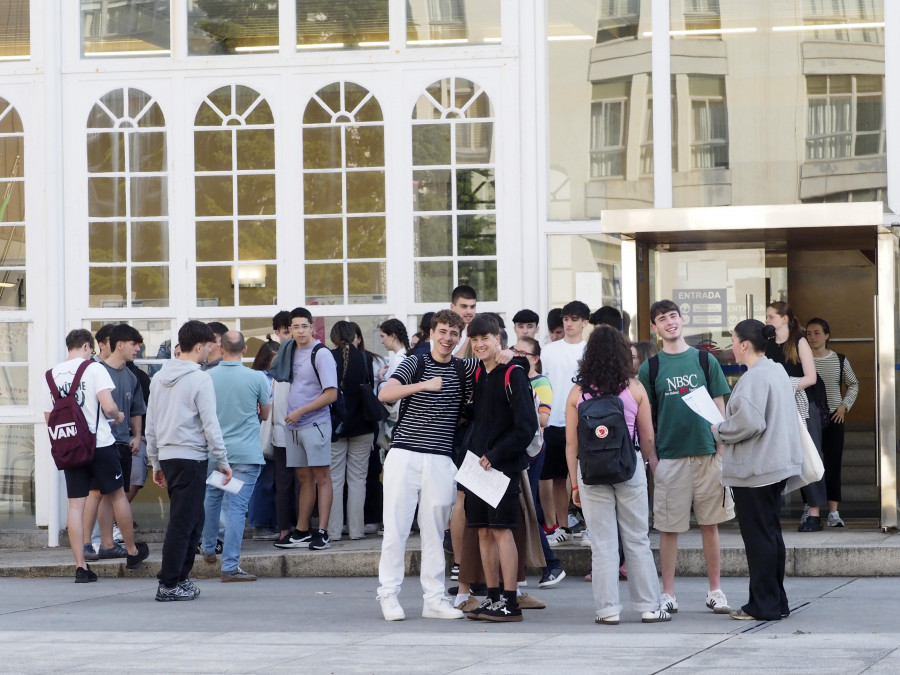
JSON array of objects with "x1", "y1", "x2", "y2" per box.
[{"x1": 45, "y1": 360, "x2": 100, "y2": 470}]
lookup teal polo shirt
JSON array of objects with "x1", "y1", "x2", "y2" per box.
[{"x1": 208, "y1": 361, "x2": 270, "y2": 465}]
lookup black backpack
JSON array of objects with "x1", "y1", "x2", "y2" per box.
[
  {"x1": 310, "y1": 343, "x2": 346, "y2": 441},
  {"x1": 576, "y1": 391, "x2": 637, "y2": 485},
  {"x1": 45, "y1": 360, "x2": 99, "y2": 470}
]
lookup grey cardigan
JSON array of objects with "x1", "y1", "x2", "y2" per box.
[{"x1": 712, "y1": 357, "x2": 803, "y2": 488}]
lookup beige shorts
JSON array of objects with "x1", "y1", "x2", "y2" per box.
[{"x1": 653, "y1": 453, "x2": 734, "y2": 533}]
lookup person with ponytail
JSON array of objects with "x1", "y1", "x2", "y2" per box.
[
  {"x1": 764, "y1": 301, "x2": 826, "y2": 532},
  {"x1": 379, "y1": 319, "x2": 410, "y2": 385},
  {"x1": 328, "y1": 320, "x2": 378, "y2": 542},
  {"x1": 712, "y1": 320, "x2": 802, "y2": 621}
]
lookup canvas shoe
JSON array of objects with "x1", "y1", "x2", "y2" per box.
[
  {"x1": 706, "y1": 589, "x2": 731, "y2": 614},
  {"x1": 125, "y1": 542, "x2": 150, "y2": 570},
  {"x1": 466, "y1": 597, "x2": 494, "y2": 620},
  {"x1": 730, "y1": 608, "x2": 758, "y2": 620},
  {"x1": 178, "y1": 578, "x2": 201, "y2": 598},
  {"x1": 221, "y1": 567, "x2": 257, "y2": 582},
  {"x1": 595, "y1": 614, "x2": 619, "y2": 625},
  {"x1": 309, "y1": 529, "x2": 331, "y2": 550},
  {"x1": 546, "y1": 528, "x2": 571, "y2": 547},
  {"x1": 83, "y1": 543, "x2": 99, "y2": 562},
  {"x1": 98, "y1": 543, "x2": 128, "y2": 559},
  {"x1": 378, "y1": 595, "x2": 405, "y2": 621},
  {"x1": 642, "y1": 609, "x2": 672, "y2": 623},
  {"x1": 660, "y1": 593, "x2": 678, "y2": 613},
  {"x1": 422, "y1": 597, "x2": 464, "y2": 619},
  {"x1": 479, "y1": 598, "x2": 523, "y2": 623},
  {"x1": 156, "y1": 583, "x2": 195, "y2": 602},
  {"x1": 580, "y1": 530, "x2": 592, "y2": 547},
  {"x1": 539, "y1": 568, "x2": 566, "y2": 588},
  {"x1": 827, "y1": 511, "x2": 845, "y2": 527},
  {"x1": 517, "y1": 593, "x2": 546, "y2": 610},
  {"x1": 74, "y1": 566, "x2": 98, "y2": 583}
]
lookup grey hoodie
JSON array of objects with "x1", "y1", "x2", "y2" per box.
[
  {"x1": 712, "y1": 357, "x2": 802, "y2": 488},
  {"x1": 146, "y1": 358, "x2": 229, "y2": 472}
]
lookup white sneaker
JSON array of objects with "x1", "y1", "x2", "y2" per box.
[
  {"x1": 547, "y1": 528, "x2": 571, "y2": 547},
  {"x1": 580, "y1": 529, "x2": 592, "y2": 547},
  {"x1": 706, "y1": 589, "x2": 731, "y2": 614},
  {"x1": 379, "y1": 595, "x2": 405, "y2": 621},
  {"x1": 422, "y1": 596, "x2": 464, "y2": 619},
  {"x1": 112, "y1": 524, "x2": 124, "y2": 544},
  {"x1": 642, "y1": 609, "x2": 671, "y2": 623},
  {"x1": 660, "y1": 593, "x2": 678, "y2": 614},
  {"x1": 827, "y1": 511, "x2": 845, "y2": 527}
]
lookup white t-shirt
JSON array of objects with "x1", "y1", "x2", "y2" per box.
[
  {"x1": 541, "y1": 339, "x2": 586, "y2": 428},
  {"x1": 44, "y1": 357, "x2": 116, "y2": 447}
]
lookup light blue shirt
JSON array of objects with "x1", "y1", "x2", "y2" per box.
[{"x1": 208, "y1": 361, "x2": 269, "y2": 465}]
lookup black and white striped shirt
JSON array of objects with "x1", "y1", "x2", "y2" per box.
[
  {"x1": 389, "y1": 354, "x2": 478, "y2": 457},
  {"x1": 813, "y1": 351, "x2": 859, "y2": 413}
]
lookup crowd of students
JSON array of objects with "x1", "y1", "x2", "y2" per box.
[{"x1": 45, "y1": 288, "x2": 858, "y2": 620}]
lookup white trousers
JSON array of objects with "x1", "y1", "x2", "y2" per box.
[
  {"x1": 377, "y1": 448, "x2": 457, "y2": 602},
  {"x1": 328, "y1": 434, "x2": 372, "y2": 541}
]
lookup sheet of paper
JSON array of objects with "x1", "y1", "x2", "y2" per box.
[
  {"x1": 681, "y1": 386, "x2": 725, "y2": 425},
  {"x1": 206, "y1": 470, "x2": 244, "y2": 495},
  {"x1": 454, "y1": 451, "x2": 511, "y2": 509}
]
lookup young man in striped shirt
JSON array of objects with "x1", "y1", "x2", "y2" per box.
[{"x1": 376, "y1": 309, "x2": 476, "y2": 621}]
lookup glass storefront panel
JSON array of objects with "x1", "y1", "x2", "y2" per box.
[
  {"x1": 668, "y1": 0, "x2": 886, "y2": 209},
  {"x1": 547, "y1": 233, "x2": 623, "y2": 326},
  {"x1": 0, "y1": 424, "x2": 35, "y2": 528},
  {"x1": 81, "y1": 0, "x2": 170, "y2": 57},
  {"x1": 407, "y1": 0, "x2": 501, "y2": 47},
  {"x1": 547, "y1": 0, "x2": 653, "y2": 219},
  {"x1": 296, "y1": 0, "x2": 389, "y2": 51},
  {"x1": 0, "y1": 99, "x2": 25, "y2": 310},
  {"x1": 0, "y1": 0, "x2": 28, "y2": 61},
  {"x1": 187, "y1": 0, "x2": 279, "y2": 55}
]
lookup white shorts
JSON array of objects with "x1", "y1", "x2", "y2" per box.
[{"x1": 285, "y1": 422, "x2": 332, "y2": 468}]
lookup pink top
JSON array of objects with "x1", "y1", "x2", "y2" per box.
[{"x1": 581, "y1": 384, "x2": 639, "y2": 436}]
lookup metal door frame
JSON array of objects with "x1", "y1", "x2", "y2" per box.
[{"x1": 603, "y1": 201, "x2": 897, "y2": 529}]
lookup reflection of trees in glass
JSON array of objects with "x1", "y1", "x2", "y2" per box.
[
  {"x1": 302, "y1": 82, "x2": 386, "y2": 304},
  {"x1": 189, "y1": 0, "x2": 279, "y2": 54},
  {"x1": 411, "y1": 78, "x2": 497, "y2": 303},
  {"x1": 296, "y1": 0, "x2": 389, "y2": 47}
]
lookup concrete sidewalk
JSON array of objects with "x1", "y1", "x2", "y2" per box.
[{"x1": 3, "y1": 523, "x2": 900, "y2": 579}]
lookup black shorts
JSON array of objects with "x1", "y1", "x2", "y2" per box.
[
  {"x1": 116, "y1": 442, "x2": 133, "y2": 492},
  {"x1": 63, "y1": 444, "x2": 124, "y2": 499},
  {"x1": 465, "y1": 483, "x2": 519, "y2": 529},
  {"x1": 539, "y1": 426, "x2": 568, "y2": 480}
]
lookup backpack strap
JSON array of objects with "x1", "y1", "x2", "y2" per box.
[
  {"x1": 310, "y1": 343, "x2": 324, "y2": 387},
  {"x1": 699, "y1": 349, "x2": 710, "y2": 385},
  {"x1": 46, "y1": 360, "x2": 93, "y2": 402},
  {"x1": 837, "y1": 353, "x2": 845, "y2": 387},
  {"x1": 648, "y1": 355, "x2": 660, "y2": 426},
  {"x1": 503, "y1": 364, "x2": 524, "y2": 402}
]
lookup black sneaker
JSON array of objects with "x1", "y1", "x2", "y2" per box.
[
  {"x1": 309, "y1": 529, "x2": 331, "y2": 550},
  {"x1": 98, "y1": 543, "x2": 128, "y2": 559},
  {"x1": 539, "y1": 568, "x2": 566, "y2": 588},
  {"x1": 798, "y1": 516, "x2": 823, "y2": 532},
  {"x1": 126, "y1": 542, "x2": 150, "y2": 569},
  {"x1": 156, "y1": 583, "x2": 195, "y2": 602},
  {"x1": 274, "y1": 530, "x2": 311, "y2": 548},
  {"x1": 465, "y1": 597, "x2": 494, "y2": 621},
  {"x1": 178, "y1": 578, "x2": 201, "y2": 598},
  {"x1": 479, "y1": 598, "x2": 523, "y2": 623},
  {"x1": 75, "y1": 566, "x2": 98, "y2": 583},
  {"x1": 83, "y1": 543, "x2": 99, "y2": 562}
]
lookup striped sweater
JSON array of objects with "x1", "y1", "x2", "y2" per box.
[{"x1": 813, "y1": 351, "x2": 859, "y2": 413}]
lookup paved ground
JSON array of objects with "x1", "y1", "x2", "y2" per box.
[{"x1": 1, "y1": 575, "x2": 899, "y2": 673}]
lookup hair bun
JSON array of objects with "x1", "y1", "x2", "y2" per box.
[{"x1": 762, "y1": 324, "x2": 776, "y2": 340}]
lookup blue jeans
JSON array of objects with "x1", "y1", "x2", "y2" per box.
[{"x1": 201, "y1": 463, "x2": 261, "y2": 572}]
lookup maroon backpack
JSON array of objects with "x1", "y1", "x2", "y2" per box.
[{"x1": 45, "y1": 360, "x2": 99, "y2": 470}]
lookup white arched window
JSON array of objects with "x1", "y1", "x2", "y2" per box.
[
  {"x1": 193, "y1": 85, "x2": 276, "y2": 307},
  {"x1": 86, "y1": 87, "x2": 169, "y2": 308},
  {"x1": 411, "y1": 77, "x2": 496, "y2": 303},
  {"x1": 301, "y1": 82, "x2": 386, "y2": 305}
]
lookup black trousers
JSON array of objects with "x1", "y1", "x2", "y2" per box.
[
  {"x1": 732, "y1": 480, "x2": 789, "y2": 621},
  {"x1": 822, "y1": 421, "x2": 844, "y2": 503},
  {"x1": 799, "y1": 404, "x2": 827, "y2": 507},
  {"x1": 272, "y1": 446, "x2": 299, "y2": 532},
  {"x1": 157, "y1": 458, "x2": 206, "y2": 588}
]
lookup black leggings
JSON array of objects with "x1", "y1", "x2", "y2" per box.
[{"x1": 821, "y1": 421, "x2": 844, "y2": 503}]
